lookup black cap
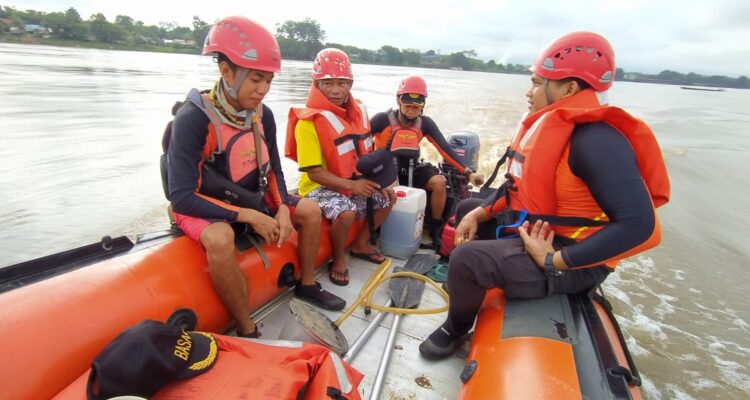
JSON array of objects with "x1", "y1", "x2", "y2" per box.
[
  {"x1": 86, "y1": 320, "x2": 218, "y2": 400},
  {"x1": 399, "y1": 93, "x2": 426, "y2": 106},
  {"x1": 356, "y1": 149, "x2": 398, "y2": 189}
]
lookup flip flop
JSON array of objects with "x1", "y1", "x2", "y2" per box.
[
  {"x1": 350, "y1": 250, "x2": 386, "y2": 265},
  {"x1": 328, "y1": 264, "x2": 350, "y2": 286}
]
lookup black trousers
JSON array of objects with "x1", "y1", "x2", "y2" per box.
[{"x1": 444, "y1": 198, "x2": 611, "y2": 335}]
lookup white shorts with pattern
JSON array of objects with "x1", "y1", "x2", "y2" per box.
[{"x1": 305, "y1": 186, "x2": 390, "y2": 221}]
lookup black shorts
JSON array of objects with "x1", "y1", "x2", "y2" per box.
[{"x1": 397, "y1": 162, "x2": 440, "y2": 189}]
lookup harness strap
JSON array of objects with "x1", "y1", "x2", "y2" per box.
[
  {"x1": 250, "y1": 111, "x2": 268, "y2": 193},
  {"x1": 494, "y1": 209, "x2": 608, "y2": 229},
  {"x1": 481, "y1": 147, "x2": 510, "y2": 190},
  {"x1": 246, "y1": 234, "x2": 270, "y2": 270}
]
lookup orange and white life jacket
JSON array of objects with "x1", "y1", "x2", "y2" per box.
[
  {"x1": 53, "y1": 335, "x2": 364, "y2": 400},
  {"x1": 487, "y1": 89, "x2": 670, "y2": 267},
  {"x1": 286, "y1": 84, "x2": 372, "y2": 194},
  {"x1": 156, "y1": 335, "x2": 364, "y2": 400}
]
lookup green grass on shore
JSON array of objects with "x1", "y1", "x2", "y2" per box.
[{"x1": 0, "y1": 36, "x2": 199, "y2": 55}]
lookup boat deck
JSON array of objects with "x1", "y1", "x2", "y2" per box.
[{"x1": 252, "y1": 248, "x2": 465, "y2": 400}]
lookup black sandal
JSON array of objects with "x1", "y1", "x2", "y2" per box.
[{"x1": 328, "y1": 264, "x2": 350, "y2": 286}]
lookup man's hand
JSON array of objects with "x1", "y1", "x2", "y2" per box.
[
  {"x1": 350, "y1": 179, "x2": 380, "y2": 197},
  {"x1": 518, "y1": 220, "x2": 555, "y2": 267},
  {"x1": 237, "y1": 208, "x2": 280, "y2": 245},
  {"x1": 274, "y1": 205, "x2": 293, "y2": 247},
  {"x1": 468, "y1": 172, "x2": 485, "y2": 187},
  {"x1": 382, "y1": 187, "x2": 397, "y2": 204},
  {"x1": 454, "y1": 213, "x2": 479, "y2": 247}
]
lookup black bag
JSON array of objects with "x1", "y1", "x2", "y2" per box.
[{"x1": 198, "y1": 162, "x2": 264, "y2": 210}]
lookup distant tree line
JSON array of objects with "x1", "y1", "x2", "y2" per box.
[
  {"x1": 1, "y1": 7, "x2": 747, "y2": 89},
  {"x1": 274, "y1": 18, "x2": 533, "y2": 74},
  {"x1": 0, "y1": 6, "x2": 210, "y2": 51}
]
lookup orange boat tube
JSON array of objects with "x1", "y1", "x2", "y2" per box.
[
  {"x1": 458, "y1": 289, "x2": 642, "y2": 400},
  {"x1": 0, "y1": 222, "x2": 362, "y2": 400}
]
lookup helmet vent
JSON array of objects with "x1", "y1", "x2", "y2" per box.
[
  {"x1": 242, "y1": 49, "x2": 258, "y2": 61},
  {"x1": 600, "y1": 71, "x2": 613, "y2": 83},
  {"x1": 541, "y1": 57, "x2": 555, "y2": 70}
]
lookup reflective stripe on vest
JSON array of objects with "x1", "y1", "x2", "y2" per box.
[
  {"x1": 320, "y1": 110, "x2": 346, "y2": 134},
  {"x1": 359, "y1": 103, "x2": 369, "y2": 130},
  {"x1": 337, "y1": 139, "x2": 356, "y2": 155},
  {"x1": 329, "y1": 352, "x2": 353, "y2": 394}
]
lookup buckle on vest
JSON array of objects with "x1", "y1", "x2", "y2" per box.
[
  {"x1": 494, "y1": 209, "x2": 517, "y2": 226},
  {"x1": 494, "y1": 209, "x2": 529, "y2": 240}
]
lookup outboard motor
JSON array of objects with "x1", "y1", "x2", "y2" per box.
[
  {"x1": 444, "y1": 131, "x2": 480, "y2": 172},
  {"x1": 435, "y1": 132, "x2": 482, "y2": 254}
]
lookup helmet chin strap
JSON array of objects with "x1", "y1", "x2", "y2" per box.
[
  {"x1": 543, "y1": 79, "x2": 555, "y2": 106},
  {"x1": 397, "y1": 99, "x2": 423, "y2": 124},
  {"x1": 223, "y1": 68, "x2": 250, "y2": 100},
  {"x1": 397, "y1": 108, "x2": 419, "y2": 124}
]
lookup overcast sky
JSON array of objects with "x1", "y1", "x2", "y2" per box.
[{"x1": 7, "y1": 0, "x2": 750, "y2": 77}]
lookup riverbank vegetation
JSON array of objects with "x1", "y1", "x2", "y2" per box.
[{"x1": 1, "y1": 6, "x2": 747, "y2": 89}]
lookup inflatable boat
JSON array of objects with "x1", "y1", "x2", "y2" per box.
[{"x1": 1, "y1": 204, "x2": 642, "y2": 400}]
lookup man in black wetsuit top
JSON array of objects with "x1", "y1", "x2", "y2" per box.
[
  {"x1": 370, "y1": 76, "x2": 484, "y2": 242},
  {"x1": 419, "y1": 31, "x2": 671, "y2": 359}
]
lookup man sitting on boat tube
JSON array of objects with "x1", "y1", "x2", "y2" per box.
[
  {"x1": 286, "y1": 48, "x2": 395, "y2": 286},
  {"x1": 419, "y1": 31, "x2": 671, "y2": 359},
  {"x1": 165, "y1": 16, "x2": 346, "y2": 339}
]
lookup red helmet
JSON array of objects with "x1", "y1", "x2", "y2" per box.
[
  {"x1": 530, "y1": 31, "x2": 615, "y2": 91},
  {"x1": 202, "y1": 16, "x2": 281, "y2": 73},
  {"x1": 312, "y1": 48, "x2": 353, "y2": 80},
  {"x1": 396, "y1": 76, "x2": 428, "y2": 97}
]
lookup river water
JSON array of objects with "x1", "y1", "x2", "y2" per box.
[{"x1": 1, "y1": 43, "x2": 749, "y2": 399}]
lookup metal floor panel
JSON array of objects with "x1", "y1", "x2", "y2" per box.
[{"x1": 257, "y1": 250, "x2": 464, "y2": 399}]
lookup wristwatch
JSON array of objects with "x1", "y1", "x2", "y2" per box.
[{"x1": 544, "y1": 252, "x2": 564, "y2": 277}]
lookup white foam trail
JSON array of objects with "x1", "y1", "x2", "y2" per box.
[
  {"x1": 710, "y1": 354, "x2": 750, "y2": 392},
  {"x1": 732, "y1": 318, "x2": 749, "y2": 332},
  {"x1": 640, "y1": 375, "x2": 662, "y2": 400},
  {"x1": 679, "y1": 353, "x2": 699, "y2": 361},
  {"x1": 665, "y1": 384, "x2": 699, "y2": 400},
  {"x1": 673, "y1": 269, "x2": 686, "y2": 281}
]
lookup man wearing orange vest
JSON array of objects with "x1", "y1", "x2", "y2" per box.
[
  {"x1": 370, "y1": 76, "x2": 484, "y2": 243},
  {"x1": 286, "y1": 48, "x2": 394, "y2": 286},
  {"x1": 420, "y1": 32, "x2": 670, "y2": 359},
  {"x1": 165, "y1": 17, "x2": 346, "y2": 340}
]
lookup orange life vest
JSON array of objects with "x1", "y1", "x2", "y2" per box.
[
  {"x1": 490, "y1": 89, "x2": 670, "y2": 267},
  {"x1": 53, "y1": 335, "x2": 364, "y2": 400},
  {"x1": 373, "y1": 109, "x2": 423, "y2": 159},
  {"x1": 196, "y1": 92, "x2": 271, "y2": 188},
  {"x1": 285, "y1": 84, "x2": 372, "y2": 192},
  {"x1": 156, "y1": 335, "x2": 364, "y2": 400}
]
